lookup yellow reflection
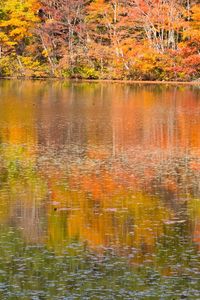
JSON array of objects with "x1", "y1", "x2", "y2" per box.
[
  {"x1": 188, "y1": 198, "x2": 200, "y2": 250},
  {"x1": 0, "y1": 81, "x2": 46, "y2": 243}
]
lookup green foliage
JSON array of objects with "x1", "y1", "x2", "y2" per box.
[
  {"x1": 72, "y1": 66, "x2": 100, "y2": 79},
  {"x1": 0, "y1": 55, "x2": 19, "y2": 77}
]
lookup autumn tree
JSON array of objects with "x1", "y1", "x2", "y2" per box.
[
  {"x1": 85, "y1": 0, "x2": 138, "y2": 78},
  {"x1": 131, "y1": 0, "x2": 187, "y2": 53},
  {"x1": 0, "y1": 0, "x2": 41, "y2": 76},
  {"x1": 36, "y1": 0, "x2": 87, "y2": 76},
  {"x1": 0, "y1": 0, "x2": 200, "y2": 80}
]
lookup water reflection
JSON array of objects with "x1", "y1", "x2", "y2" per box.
[{"x1": 0, "y1": 80, "x2": 200, "y2": 298}]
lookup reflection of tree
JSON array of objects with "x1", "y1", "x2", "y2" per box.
[
  {"x1": 34, "y1": 83, "x2": 200, "y2": 258},
  {"x1": 36, "y1": 83, "x2": 200, "y2": 197},
  {"x1": 47, "y1": 170, "x2": 173, "y2": 256},
  {"x1": 0, "y1": 81, "x2": 47, "y2": 243},
  {"x1": 0, "y1": 81, "x2": 200, "y2": 263}
]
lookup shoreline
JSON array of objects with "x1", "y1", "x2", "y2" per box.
[
  {"x1": 82, "y1": 79, "x2": 200, "y2": 86},
  {"x1": 0, "y1": 77, "x2": 200, "y2": 85}
]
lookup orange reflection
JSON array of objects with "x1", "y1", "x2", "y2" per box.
[{"x1": 0, "y1": 81, "x2": 199, "y2": 258}]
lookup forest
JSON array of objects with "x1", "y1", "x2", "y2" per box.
[{"x1": 0, "y1": 0, "x2": 200, "y2": 81}]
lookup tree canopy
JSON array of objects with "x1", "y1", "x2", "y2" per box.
[{"x1": 0, "y1": 0, "x2": 200, "y2": 81}]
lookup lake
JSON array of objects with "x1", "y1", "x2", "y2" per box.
[{"x1": 0, "y1": 80, "x2": 200, "y2": 299}]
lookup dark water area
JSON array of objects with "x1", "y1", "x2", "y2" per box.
[{"x1": 0, "y1": 80, "x2": 200, "y2": 299}]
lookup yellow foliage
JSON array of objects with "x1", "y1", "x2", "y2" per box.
[{"x1": 0, "y1": 0, "x2": 39, "y2": 49}]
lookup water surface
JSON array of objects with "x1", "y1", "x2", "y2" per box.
[{"x1": 0, "y1": 80, "x2": 200, "y2": 299}]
